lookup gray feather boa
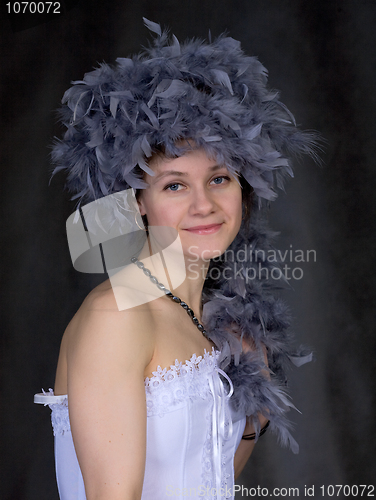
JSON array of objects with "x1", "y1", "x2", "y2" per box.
[{"x1": 202, "y1": 210, "x2": 313, "y2": 453}]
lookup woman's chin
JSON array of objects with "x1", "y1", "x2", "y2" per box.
[
  {"x1": 180, "y1": 226, "x2": 236, "y2": 263},
  {"x1": 182, "y1": 242, "x2": 226, "y2": 263}
]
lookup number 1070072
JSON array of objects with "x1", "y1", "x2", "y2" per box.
[{"x1": 6, "y1": 2, "x2": 61, "y2": 14}]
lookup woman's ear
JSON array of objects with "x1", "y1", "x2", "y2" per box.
[{"x1": 136, "y1": 191, "x2": 147, "y2": 216}]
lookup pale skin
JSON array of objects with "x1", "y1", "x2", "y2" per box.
[{"x1": 54, "y1": 148, "x2": 269, "y2": 499}]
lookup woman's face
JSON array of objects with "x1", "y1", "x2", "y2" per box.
[{"x1": 137, "y1": 148, "x2": 243, "y2": 262}]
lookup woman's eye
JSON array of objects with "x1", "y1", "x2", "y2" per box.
[
  {"x1": 211, "y1": 176, "x2": 230, "y2": 185},
  {"x1": 164, "y1": 183, "x2": 182, "y2": 191}
]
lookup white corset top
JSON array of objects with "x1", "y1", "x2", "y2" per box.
[{"x1": 35, "y1": 349, "x2": 246, "y2": 500}]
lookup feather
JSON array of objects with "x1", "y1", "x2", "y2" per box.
[
  {"x1": 140, "y1": 102, "x2": 159, "y2": 129},
  {"x1": 141, "y1": 135, "x2": 152, "y2": 157},
  {"x1": 110, "y1": 97, "x2": 119, "y2": 118},
  {"x1": 94, "y1": 208, "x2": 107, "y2": 234},
  {"x1": 159, "y1": 110, "x2": 176, "y2": 120},
  {"x1": 245, "y1": 123, "x2": 262, "y2": 141},
  {"x1": 203, "y1": 135, "x2": 222, "y2": 142},
  {"x1": 213, "y1": 110, "x2": 240, "y2": 131},
  {"x1": 211, "y1": 69, "x2": 234, "y2": 95},
  {"x1": 152, "y1": 79, "x2": 188, "y2": 101},
  {"x1": 115, "y1": 57, "x2": 134, "y2": 69},
  {"x1": 170, "y1": 35, "x2": 181, "y2": 57},
  {"x1": 289, "y1": 353, "x2": 313, "y2": 367},
  {"x1": 143, "y1": 17, "x2": 162, "y2": 36},
  {"x1": 85, "y1": 126, "x2": 103, "y2": 148}
]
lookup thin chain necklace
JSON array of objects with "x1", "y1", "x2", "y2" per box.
[{"x1": 131, "y1": 256, "x2": 210, "y2": 341}]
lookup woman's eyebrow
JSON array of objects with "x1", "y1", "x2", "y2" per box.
[{"x1": 153, "y1": 164, "x2": 227, "y2": 183}]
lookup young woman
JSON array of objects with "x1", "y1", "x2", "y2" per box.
[{"x1": 35, "y1": 19, "x2": 319, "y2": 500}]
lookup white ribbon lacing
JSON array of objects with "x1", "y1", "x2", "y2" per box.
[{"x1": 207, "y1": 367, "x2": 234, "y2": 500}]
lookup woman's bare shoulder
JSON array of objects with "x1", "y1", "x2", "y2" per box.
[
  {"x1": 64, "y1": 279, "x2": 156, "y2": 368},
  {"x1": 54, "y1": 279, "x2": 157, "y2": 394}
]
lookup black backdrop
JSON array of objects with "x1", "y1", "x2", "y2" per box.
[{"x1": 1, "y1": 1, "x2": 376, "y2": 499}]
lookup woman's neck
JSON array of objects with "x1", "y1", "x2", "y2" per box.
[{"x1": 137, "y1": 236, "x2": 209, "y2": 321}]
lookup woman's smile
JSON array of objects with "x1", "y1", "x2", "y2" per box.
[{"x1": 183, "y1": 223, "x2": 223, "y2": 235}]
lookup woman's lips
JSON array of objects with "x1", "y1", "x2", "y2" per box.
[{"x1": 183, "y1": 223, "x2": 223, "y2": 235}]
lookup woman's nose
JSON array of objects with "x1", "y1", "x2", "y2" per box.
[{"x1": 188, "y1": 187, "x2": 216, "y2": 216}]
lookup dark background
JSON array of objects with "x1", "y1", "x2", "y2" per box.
[{"x1": 1, "y1": 0, "x2": 375, "y2": 498}]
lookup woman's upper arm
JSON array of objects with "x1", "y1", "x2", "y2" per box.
[
  {"x1": 66, "y1": 294, "x2": 154, "y2": 500},
  {"x1": 233, "y1": 334, "x2": 270, "y2": 478}
]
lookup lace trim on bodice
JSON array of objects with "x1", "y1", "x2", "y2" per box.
[
  {"x1": 145, "y1": 347, "x2": 219, "y2": 417},
  {"x1": 37, "y1": 348, "x2": 220, "y2": 434},
  {"x1": 37, "y1": 389, "x2": 70, "y2": 437}
]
